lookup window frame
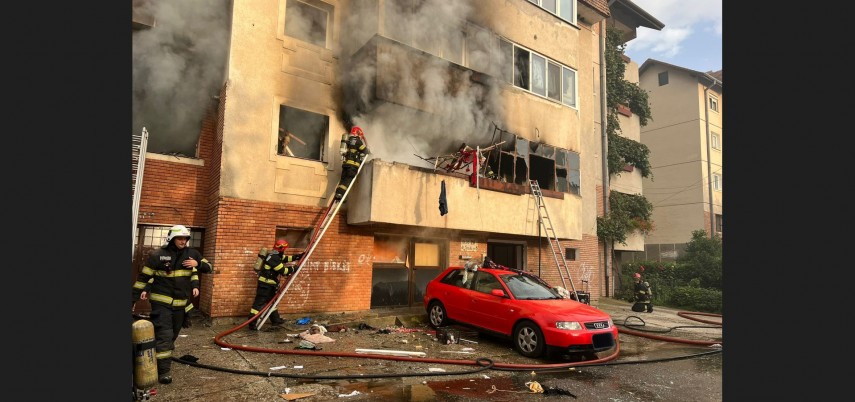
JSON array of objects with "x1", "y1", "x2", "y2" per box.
[
  {"x1": 284, "y1": 0, "x2": 332, "y2": 49},
  {"x1": 526, "y1": 0, "x2": 577, "y2": 25},
  {"x1": 708, "y1": 94, "x2": 719, "y2": 113},
  {"x1": 713, "y1": 173, "x2": 722, "y2": 191},
  {"x1": 658, "y1": 71, "x2": 669, "y2": 86},
  {"x1": 500, "y1": 38, "x2": 578, "y2": 109},
  {"x1": 277, "y1": 104, "x2": 330, "y2": 163},
  {"x1": 711, "y1": 132, "x2": 721, "y2": 150}
]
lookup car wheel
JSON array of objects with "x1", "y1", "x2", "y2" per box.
[
  {"x1": 513, "y1": 321, "x2": 545, "y2": 358},
  {"x1": 428, "y1": 301, "x2": 449, "y2": 328}
]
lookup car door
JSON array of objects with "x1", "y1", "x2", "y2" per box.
[
  {"x1": 435, "y1": 269, "x2": 475, "y2": 323},
  {"x1": 468, "y1": 271, "x2": 512, "y2": 333}
]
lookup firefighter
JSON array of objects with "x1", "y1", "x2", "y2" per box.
[
  {"x1": 132, "y1": 225, "x2": 213, "y2": 384},
  {"x1": 334, "y1": 126, "x2": 370, "y2": 201},
  {"x1": 249, "y1": 239, "x2": 304, "y2": 330},
  {"x1": 632, "y1": 272, "x2": 654, "y2": 313}
]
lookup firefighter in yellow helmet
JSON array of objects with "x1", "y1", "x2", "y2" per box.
[
  {"x1": 334, "y1": 126, "x2": 369, "y2": 201},
  {"x1": 132, "y1": 225, "x2": 213, "y2": 384},
  {"x1": 248, "y1": 239, "x2": 304, "y2": 330}
]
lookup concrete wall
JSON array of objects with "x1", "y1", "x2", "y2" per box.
[{"x1": 640, "y1": 63, "x2": 723, "y2": 245}]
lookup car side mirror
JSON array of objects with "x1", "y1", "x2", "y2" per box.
[{"x1": 490, "y1": 289, "x2": 506, "y2": 297}]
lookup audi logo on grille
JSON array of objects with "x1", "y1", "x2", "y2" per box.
[{"x1": 593, "y1": 322, "x2": 606, "y2": 329}]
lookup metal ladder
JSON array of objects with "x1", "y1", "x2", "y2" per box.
[
  {"x1": 132, "y1": 127, "x2": 149, "y2": 261},
  {"x1": 255, "y1": 157, "x2": 370, "y2": 330},
  {"x1": 529, "y1": 180, "x2": 579, "y2": 299}
]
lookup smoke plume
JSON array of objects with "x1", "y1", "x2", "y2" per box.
[{"x1": 132, "y1": 0, "x2": 229, "y2": 156}]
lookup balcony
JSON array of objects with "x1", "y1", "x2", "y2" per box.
[{"x1": 346, "y1": 159, "x2": 583, "y2": 240}]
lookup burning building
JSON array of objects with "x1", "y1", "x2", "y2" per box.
[{"x1": 132, "y1": 0, "x2": 657, "y2": 319}]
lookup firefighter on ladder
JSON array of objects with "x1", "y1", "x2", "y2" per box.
[
  {"x1": 249, "y1": 239, "x2": 304, "y2": 330},
  {"x1": 334, "y1": 126, "x2": 369, "y2": 201},
  {"x1": 132, "y1": 225, "x2": 213, "y2": 384}
]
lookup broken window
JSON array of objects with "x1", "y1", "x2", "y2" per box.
[
  {"x1": 513, "y1": 46, "x2": 529, "y2": 89},
  {"x1": 274, "y1": 227, "x2": 313, "y2": 250},
  {"x1": 481, "y1": 129, "x2": 580, "y2": 196},
  {"x1": 277, "y1": 105, "x2": 328, "y2": 162},
  {"x1": 285, "y1": 0, "x2": 331, "y2": 48}
]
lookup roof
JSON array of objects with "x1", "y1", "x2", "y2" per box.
[
  {"x1": 639, "y1": 59, "x2": 722, "y2": 90},
  {"x1": 610, "y1": 0, "x2": 665, "y2": 30}
]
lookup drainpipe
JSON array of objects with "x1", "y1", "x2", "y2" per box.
[
  {"x1": 599, "y1": 17, "x2": 610, "y2": 297},
  {"x1": 701, "y1": 75, "x2": 720, "y2": 237}
]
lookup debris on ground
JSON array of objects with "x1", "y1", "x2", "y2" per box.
[
  {"x1": 279, "y1": 392, "x2": 316, "y2": 400},
  {"x1": 295, "y1": 317, "x2": 312, "y2": 325},
  {"x1": 337, "y1": 390, "x2": 361, "y2": 397}
]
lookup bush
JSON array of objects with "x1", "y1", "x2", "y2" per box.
[{"x1": 667, "y1": 286, "x2": 722, "y2": 313}]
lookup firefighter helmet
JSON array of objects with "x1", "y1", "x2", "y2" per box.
[
  {"x1": 274, "y1": 239, "x2": 289, "y2": 251},
  {"x1": 633, "y1": 273, "x2": 641, "y2": 279},
  {"x1": 350, "y1": 126, "x2": 364, "y2": 138},
  {"x1": 166, "y1": 225, "x2": 192, "y2": 242}
]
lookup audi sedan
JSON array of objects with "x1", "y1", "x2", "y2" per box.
[{"x1": 423, "y1": 266, "x2": 618, "y2": 358}]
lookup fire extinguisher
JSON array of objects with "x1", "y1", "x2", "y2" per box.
[{"x1": 132, "y1": 319, "x2": 158, "y2": 393}]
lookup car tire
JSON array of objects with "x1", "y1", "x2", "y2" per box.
[
  {"x1": 428, "y1": 301, "x2": 449, "y2": 328},
  {"x1": 513, "y1": 320, "x2": 545, "y2": 358}
]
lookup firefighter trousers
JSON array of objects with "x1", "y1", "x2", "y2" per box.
[
  {"x1": 150, "y1": 302, "x2": 186, "y2": 374},
  {"x1": 250, "y1": 284, "x2": 284, "y2": 325}
]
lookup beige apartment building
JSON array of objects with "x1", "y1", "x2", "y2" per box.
[
  {"x1": 638, "y1": 60, "x2": 723, "y2": 261},
  {"x1": 132, "y1": 0, "x2": 662, "y2": 319}
]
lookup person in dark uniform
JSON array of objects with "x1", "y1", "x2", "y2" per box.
[
  {"x1": 132, "y1": 225, "x2": 213, "y2": 384},
  {"x1": 334, "y1": 126, "x2": 369, "y2": 201},
  {"x1": 632, "y1": 272, "x2": 654, "y2": 313},
  {"x1": 249, "y1": 239, "x2": 304, "y2": 330}
]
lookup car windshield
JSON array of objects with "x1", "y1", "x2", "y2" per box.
[{"x1": 500, "y1": 273, "x2": 561, "y2": 300}]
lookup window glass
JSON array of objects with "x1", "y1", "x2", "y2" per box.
[
  {"x1": 285, "y1": 0, "x2": 328, "y2": 48},
  {"x1": 278, "y1": 105, "x2": 328, "y2": 161},
  {"x1": 558, "y1": 0, "x2": 574, "y2": 23},
  {"x1": 658, "y1": 71, "x2": 669, "y2": 86},
  {"x1": 530, "y1": 53, "x2": 546, "y2": 96},
  {"x1": 501, "y1": 274, "x2": 558, "y2": 299},
  {"x1": 542, "y1": 0, "x2": 557, "y2": 13},
  {"x1": 514, "y1": 47, "x2": 530, "y2": 89},
  {"x1": 562, "y1": 66, "x2": 576, "y2": 107},
  {"x1": 547, "y1": 61, "x2": 561, "y2": 101},
  {"x1": 473, "y1": 271, "x2": 503, "y2": 294}
]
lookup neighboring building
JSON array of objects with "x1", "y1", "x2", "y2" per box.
[
  {"x1": 638, "y1": 59, "x2": 723, "y2": 261},
  {"x1": 132, "y1": 0, "x2": 661, "y2": 319},
  {"x1": 602, "y1": 0, "x2": 663, "y2": 269}
]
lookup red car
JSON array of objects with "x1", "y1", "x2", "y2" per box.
[{"x1": 423, "y1": 265, "x2": 618, "y2": 358}]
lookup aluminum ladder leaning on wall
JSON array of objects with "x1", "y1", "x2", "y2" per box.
[{"x1": 528, "y1": 179, "x2": 580, "y2": 300}]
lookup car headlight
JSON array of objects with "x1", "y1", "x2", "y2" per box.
[{"x1": 555, "y1": 321, "x2": 582, "y2": 330}]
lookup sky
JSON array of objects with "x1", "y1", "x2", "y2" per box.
[{"x1": 622, "y1": 0, "x2": 722, "y2": 74}]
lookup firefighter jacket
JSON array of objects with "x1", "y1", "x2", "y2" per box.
[
  {"x1": 343, "y1": 134, "x2": 369, "y2": 168},
  {"x1": 257, "y1": 250, "x2": 304, "y2": 287},
  {"x1": 132, "y1": 243, "x2": 213, "y2": 311},
  {"x1": 634, "y1": 280, "x2": 652, "y2": 302}
]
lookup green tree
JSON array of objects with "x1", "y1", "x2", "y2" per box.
[
  {"x1": 597, "y1": 28, "x2": 654, "y2": 246},
  {"x1": 676, "y1": 230, "x2": 723, "y2": 290}
]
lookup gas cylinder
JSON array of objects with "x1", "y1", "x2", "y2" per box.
[
  {"x1": 254, "y1": 247, "x2": 268, "y2": 272},
  {"x1": 339, "y1": 133, "x2": 348, "y2": 158},
  {"x1": 132, "y1": 319, "x2": 158, "y2": 390}
]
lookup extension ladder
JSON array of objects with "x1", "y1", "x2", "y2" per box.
[
  {"x1": 529, "y1": 180, "x2": 580, "y2": 300},
  {"x1": 255, "y1": 157, "x2": 369, "y2": 330}
]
